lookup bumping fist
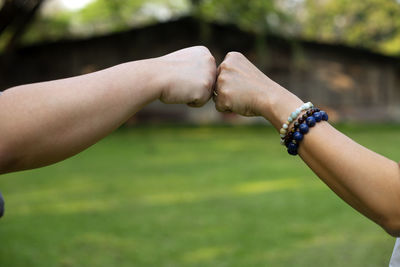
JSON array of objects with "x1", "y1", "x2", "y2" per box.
[
  {"x1": 214, "y1": 52, "x2": 273, "y2": 116},
  {"x1": 157, "y1": 46, "x2": 217, "y2": 107},
  {"x1": 214, "y1": 52, "x2": 303, "y2": 129}
]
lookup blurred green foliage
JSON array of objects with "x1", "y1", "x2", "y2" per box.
[
  {"x1": 77, "y1": 0, "x2": 188, "y2": 33},
  {"x1": 18, "y1": 0, "x2": 400, "y2": 56},
  {"x1": 299, "y1": 0, "x2": 400, "y2": 56},
  {"x1": 22, "y1": 0, "x2": 190, "y2": 43},
  {"x1": 22, "y1": 11, "x2": 71, "y2": 44},
  {"x1": 195, "y1": 0, "x2": 290, "y2": 34}
]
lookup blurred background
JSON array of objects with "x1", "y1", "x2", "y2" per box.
[{"x1": 0, "y1": 0, "x2": 400, "y2": 266}]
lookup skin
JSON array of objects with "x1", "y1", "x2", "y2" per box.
[
  {"x1": 2, "y1": 45, "x2": 400, "y2": 238},
  {"x1": 214, "y1": 51, "x2": 400, "y2": 237},
  {"x1": 0, "y1": 46, "x2": 216, "y2": 173}
]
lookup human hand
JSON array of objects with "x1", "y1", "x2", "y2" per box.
[
  {"x1": 156, "y1": 46, "x2": 217, "y2": 107},
  {"x1": 214, "y1": 52, "x2": 303, "y2": 129}
]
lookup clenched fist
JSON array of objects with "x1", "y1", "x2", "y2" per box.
[
  {"x1": 156, "y1": 46, "x2": 217, "y2": 107},
  {"x1": 214, "y1": 52, "x2": 303, "y2": 129}
]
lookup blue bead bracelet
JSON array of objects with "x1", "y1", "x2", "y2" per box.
[{"x1": 285, "y1": 108, "x2": 328, "y2": 156}]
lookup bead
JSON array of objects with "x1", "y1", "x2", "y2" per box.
[
  {"x1": 285, "y1": 140, "x2": 290, "y2": 147},
  {"x1": 281, "y1": 103, "x2": 323, "y2": 156},
  {"x1": 313, "y1": 111, "x2": 322, "y2": 122},
  {"x1": 293, "y1": 131, "x2": 304, "y2": 141},
  {"x1": 279, "y1": 101, "x2": 314, "y2": 147},
  {"x1": 320, "y1": 111, "x2": 329, "y2": 121},
  {"x1": 284, "y1": 141, "x2": 290, "y2": 147},
  {"x1": 299, "y1": 123, "x2": 309, "y2": 134},
  {"x1": 306, "y1": 116, "x2": 316, "y2": 127},
  {"x1": 287, "y1": 142, "x2": 298, "y2": 156}
]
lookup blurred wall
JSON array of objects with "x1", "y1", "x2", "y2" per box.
[{"x1": 1, "y1": 17, "x2": 399, "y2": 123}]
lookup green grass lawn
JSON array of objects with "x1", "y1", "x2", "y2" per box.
[{"x1": 1, "y1": 124, "x2": 399, "y2": 267}]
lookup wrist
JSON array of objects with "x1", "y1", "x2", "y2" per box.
[
  {"x1": 259, "y1": 84, "x2": 304, "y2": 131},
  {"x1": 114, "y1": 59, "x2": 165, "y2": 105},
  {"x1": 142, "y1": 57, "x2": 168, "y2": 101},
  {"x1": 143, "y1": 56, "x2": 179, "y2": 103}
]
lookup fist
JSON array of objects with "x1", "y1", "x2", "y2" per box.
[
  {"x1": 214, "y1": 52, "x2": 274, "y2": 116},
  {"x1": 214, "y1": 52, "x2": 305, "y2": 129},
  {"x1": 157, "y1": 46, "x2": 216, "y2": 107}
]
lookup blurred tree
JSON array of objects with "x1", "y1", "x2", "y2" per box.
[
  {"x1": 0, "y1": 0, "x2": 46, "y2": 52},
  {"x1": 20, "y1": 9, "x2": 71, "y2": 44},
  {"x1": 20, "y1": 0, "x2": 190, "y2": 44},
  {"x1": 77, "y1": 0, "x2": 189, "y2": 30},
  {"x1": 195, "y1": 0, "x2": 290, "y2": 34},
  {"x1": 298, "y1": 0, "x2": 400, "y2": 55},
  {"x1": 2, "y1": 0, "x2": 400, "y2": 57},
  {"x1": 193, "y1": 0, "x2": 295, "y2": 68},
  {"x1": 77, "y1": 0, "x2": 144, "y2": 33}
]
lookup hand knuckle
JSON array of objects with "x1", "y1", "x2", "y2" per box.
[
  {"x1": 202, "y1": 79, "x2": 212, "y2": 90},
  {"x1": 216, "y1": 101, "x2": 226, "y2": 112},
  {"x1": 217, "y1": 72, "x2": 226, "y2": 83},
  {"x1": 223, "y1": 100, "x2": 231, "y2": 109},
  {"x1": 227, "y1": 51, "x2": 243, "y2": 58},
  {"x1": 197, "y1": 46, "x2": 210, "y2": 54},
  {"x1": 192, "y1": 92, "x2": 202, "y2": 102},
  {"x1": 218, "y1": 85, "x2": 230, "y2": 96},
  {"x1": 220, "y1": 62, "x2": 229, "y2": 70},
  {"x1": 219, "y1": 62, "x2": 235, "y2": 74},
  {"x1": 208, "y1": 54, "x2": 215, "y2": 62}
]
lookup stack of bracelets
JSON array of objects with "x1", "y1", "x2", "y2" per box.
[{"x1": 279, "y1": 102, "x2": 328, "y2": 156}]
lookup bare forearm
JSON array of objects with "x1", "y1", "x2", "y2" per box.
[
  {"x1": 0, "y1": 46, "x2": 216, "y2": 174},
  {"x1": 0, "y1": 59, "x2": 161, "y2": 173},
  {"x1": 299, "y1": 123, "x2": 400, "y2": 233},
  {"x1": 215, "y1": 51, "x2": 400, "y2": 235},
  {"x1": 266, "y1": 90, "x2": 400, "y2": 235}
]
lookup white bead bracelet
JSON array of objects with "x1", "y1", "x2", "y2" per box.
[{"x1": 279, "y1": 102, "x2": 314, "y2": 144}]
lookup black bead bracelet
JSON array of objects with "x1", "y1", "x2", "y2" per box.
[{"x1": 285, "y1": 109, "x2": 329, "y2": 156}]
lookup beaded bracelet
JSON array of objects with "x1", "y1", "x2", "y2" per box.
[
  {"x1": 286, "y1": 109, "x2": 329, "y2": 156},
  {"x1": 279, "y1": 102, "x2": 314, "y2": 144},
  {"x1": 283, "y1": 107, "x2": 320, "y2": 146}
]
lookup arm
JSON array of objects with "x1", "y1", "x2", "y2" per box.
[
  {"x1": 0, "y1": 46, "x2": 216, "y2": 173},
  {"x1": 214, "y1": 52, "x2": 400, "y2": 236}
]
